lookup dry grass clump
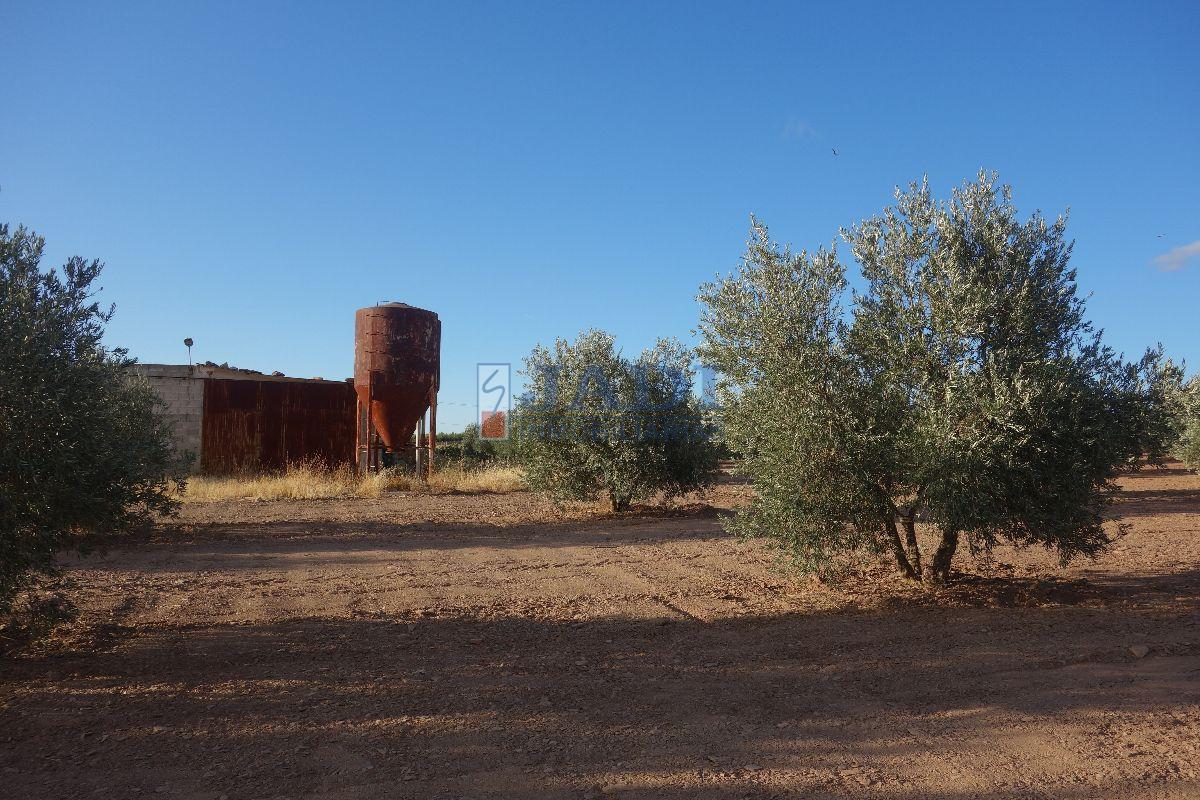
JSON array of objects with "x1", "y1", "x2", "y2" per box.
[
  {"x1": 180, "y1": 462, "x2": 366, "y2": 502},
  {"x1": 179, "y1": 461, "x2": 524, "y2": 502},
  {"x1": 428, "y1": 464, "x2": 525, "y2": 493}
]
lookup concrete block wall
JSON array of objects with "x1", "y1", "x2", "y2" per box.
[{"x1": 130, "y1": 365, "x2": 205, "y2": 471}]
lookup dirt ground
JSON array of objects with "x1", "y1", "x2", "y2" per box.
[{"x1": 2, "y1": 467, "x2": 1199, "y2": 799}]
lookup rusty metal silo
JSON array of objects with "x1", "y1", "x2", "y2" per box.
[{"x1": 354, "y1": 303, "x2": 440, "y2": 472}]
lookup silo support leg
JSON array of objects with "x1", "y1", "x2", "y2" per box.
[
  {"x1": 428, "y1": 388, "x2": 437, "y2": 474},
  {"x1": 415, "y1": 416, "x2": 426, "y2": 479}
]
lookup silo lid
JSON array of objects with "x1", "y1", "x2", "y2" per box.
[{"x1": 366, "y1": 301, "x2": 438, "y2": 317}]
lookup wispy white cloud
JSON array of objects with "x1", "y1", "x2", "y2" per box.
[
  {"x1": 1153, "y1": 240, "x2": 1200, "y2": 272},
  {"x1": 782, "y1": 119, "x2": 817, "y2": 140}
]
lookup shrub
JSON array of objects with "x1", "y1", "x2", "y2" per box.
[
  {"x1": 0, "y1": 224, "x2": 184, "y2": 614},
  {"x1": 515, "y1": 330, "x2": 719, "y2": 511},
  {"x1": 698, "y1": 173, "x2": 1168, "y2": 584}
]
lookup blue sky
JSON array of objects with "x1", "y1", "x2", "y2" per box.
[{"x1": 3, "y1": 1, "x2": 1198, "y2": 431}]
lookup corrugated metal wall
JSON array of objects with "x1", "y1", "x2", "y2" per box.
[{"x1": 200, "y1": 379, "x2": 356, "y2": 474}]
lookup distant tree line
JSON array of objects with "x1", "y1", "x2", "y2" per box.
[{"x1": 436, "y1": 424, "x2": 516, "y2": 464}]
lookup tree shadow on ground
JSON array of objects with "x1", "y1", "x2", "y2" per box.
[
  {"x1": 1121, "y1": 465, "x2": 1195, "y2": 479},
  {"x1": 125, "y1": 510, "x2": 732, "y2": 565},
  {"x1": 1111, "y1": 486, "x2": 1200, "y2": 518}
]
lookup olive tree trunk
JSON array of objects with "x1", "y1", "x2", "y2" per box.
[
  {"x1": 925, "y1": 529, "x2": 959, "y2": 585},
  {"x1": 880, "y1": 512, "x2": 918, "y2": 580},
  {"x1": 885, "y1": 516, "x2": 958, "y2": 585}
]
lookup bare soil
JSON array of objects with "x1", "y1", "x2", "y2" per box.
[{"x1": 3, "y1": 467, "x2": 1200, "y2": 799}]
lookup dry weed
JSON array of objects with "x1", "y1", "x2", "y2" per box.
[
  {"x1": 428, "y1": 464, "x2": 525, "y2": 493},
  {"x1": 179, "y1": 461, "x2": 523, "y2": 502}
]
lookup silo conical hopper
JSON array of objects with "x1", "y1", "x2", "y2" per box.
[{"x1": 354, "y1": 303, "x2": 441, "y2": 460}]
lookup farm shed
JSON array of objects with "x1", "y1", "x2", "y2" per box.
[{"x1": 131, "y1": 364, "x2": 356, "y2": 474}]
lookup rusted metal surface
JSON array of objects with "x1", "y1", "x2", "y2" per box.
[
  {"x1": 354, "y1": 303, "x2": 440, "y2": 467},
  {"x1": 200, "y1": 379, "x2": 356, "y2": 474}
]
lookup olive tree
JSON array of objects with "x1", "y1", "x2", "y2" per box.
[
  {"x1": 1175, "y1": 382, "x2": 1200, "y2": 470},
  {"x1": 1161, "y1": 360, "x2": 1200, "y2": 470},
  {"x1": 515, "y1": 330, "x2": 719, "y2": 511},
  {"x1": 0, "y1": 224, "x2": 183, "y2": 617},
  {"x1": 698, "y1": 174, "x2": 1167, "y2": 584}
]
